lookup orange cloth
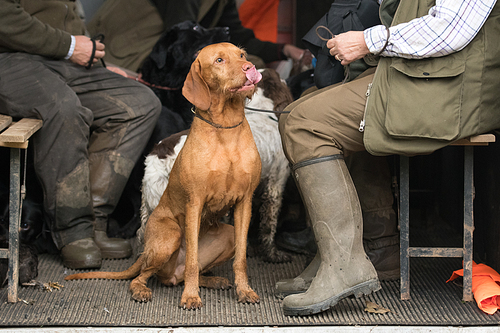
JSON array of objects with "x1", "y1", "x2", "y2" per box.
[
  {"x1": 447, "y1": 262, "x2": 500, "y2": 315},
  {"x1": 238, "y1": 0, "x2": 280, "y2": 42}
]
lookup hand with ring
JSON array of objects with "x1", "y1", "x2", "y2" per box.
[{"x1": 327, "y1": 31, "x2": 371, "y2": 65}]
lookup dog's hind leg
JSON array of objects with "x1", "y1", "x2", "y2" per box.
[
  {"x1": 232, "y1": 197, "x2": 260, "y2": 304},
  {"x1": 130, "y1": 218, "x2": 182, "y2": 302}
]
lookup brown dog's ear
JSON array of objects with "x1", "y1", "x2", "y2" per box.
[{"x1": 182, "y1": 58, "x2": 211, "y2": 111}]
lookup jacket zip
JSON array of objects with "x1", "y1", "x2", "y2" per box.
[{"x1": 359, "y1": 82, "x2": 372, "y2": 132}]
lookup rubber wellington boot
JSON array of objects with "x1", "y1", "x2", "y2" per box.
[
  {"x1": 94, "y1": 230, "x2": 132, "y2": 259},
  {"x1": 275, "y1": 252, "x2": 320, "y2": 299},
  {"x1": 90, "y1": 152, "x2": 134, "y2": 259},
  {"x1": 282, "y1": 155, "x2": 380, "y2": 316},
  {"x1": 61, "y1": 238, "x2": 102, "y2": 269}
]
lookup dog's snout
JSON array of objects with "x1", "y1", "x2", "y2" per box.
[{"x1": 242, "y1": 62, "x2": 253, "y2": 72}]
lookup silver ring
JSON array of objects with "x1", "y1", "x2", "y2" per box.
[{"x1": 335, "y1": 54, "x2": 342, "y2": 62}]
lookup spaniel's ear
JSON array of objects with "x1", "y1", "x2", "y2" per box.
[{"x1": 182, "y1": 58, "x2": 211, "y2": 110}]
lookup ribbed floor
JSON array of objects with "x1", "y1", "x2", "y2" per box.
[{"x1": 0, "y1": 254, "x2": 499, "y2": 327}]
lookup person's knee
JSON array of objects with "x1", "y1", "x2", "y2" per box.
[
  {"x1": 279, "y1": 109, "x2": 309, "y2": 164},
  {"x1": 134, "y1": 85, "x2": 162, "y2": 123}
]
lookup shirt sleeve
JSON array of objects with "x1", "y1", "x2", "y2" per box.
[{"x1": 364, "y1": 0, "x2": 497, "y2": 58}]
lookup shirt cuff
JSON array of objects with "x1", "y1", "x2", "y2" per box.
[
  {"x1": 64, "y1": 35, "x2": 76, "y2": 60},
  {"x1": 364, "y1": 25, "x2": 390, "y2": 55}
]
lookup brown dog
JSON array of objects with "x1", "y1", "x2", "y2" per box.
[{"x1": 65, "y1": 42, "x2": 263, "y2": 309}]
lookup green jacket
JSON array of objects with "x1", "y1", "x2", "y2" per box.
[
  {"x1": 0, "y1": 0, "x2": 86, "y2": 58},
  {"x1": 363, "y1": 0, "x2": 500, "y2": 156}
]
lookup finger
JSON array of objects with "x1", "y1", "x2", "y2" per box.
[
  {"x1": 95, "y1": 41, "x2": 105, "y2": 51},
  {"x1": 94, "y1": 50, "x2": 105, "y2": 59},
  {"x1": 326, "y1": 38, "x2": 335, "y2": 49}
]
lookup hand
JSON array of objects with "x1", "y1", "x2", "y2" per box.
[
  {"x1": 282, "y1": 44, "x2": 312, "y2": 66},
  {"x1": 69, "y1": 35, "x2": 105, "y2": 67},
  {"x1": 107, "y1": 66, "x2": 129, "y2": 77},
  {"x1": 326, "y1": 31, "x2": 370, "y2": 65}
]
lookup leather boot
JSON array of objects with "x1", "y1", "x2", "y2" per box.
[
  {"x1": 89, "y1": 152, "x2": 134, "y2": 259},
  {"x1": 282, "y1": 156, "x2": 380, "y2": 316},
  {"x1": 61, "y1": 238, "x2": 102, "y2": 269}
]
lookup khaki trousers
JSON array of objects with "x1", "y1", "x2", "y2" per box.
[{"x1": 279, "y1": 68, "x2": 376, "y2": 165}]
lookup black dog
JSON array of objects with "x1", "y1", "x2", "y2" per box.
[
  {"x1": 141, "y1": 20, "x2": 230, "y2": 142},
  {"x1": 107, "y1": 21, "x2": 230, "y2": 238}
]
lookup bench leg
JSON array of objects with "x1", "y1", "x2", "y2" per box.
[
  {"x1": 8, "y1": 148, "x2": 20, "y2": 303},
  {"x1": 399, "y1": 155, "x2": 410, "y2": 300},
  {"x1": 463, "y1": 146, "x2": 474, "y2": 302}
]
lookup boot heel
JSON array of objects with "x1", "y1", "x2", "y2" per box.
[{"x1": 353, "y1": 279, "x2": 381, "y2": 298}]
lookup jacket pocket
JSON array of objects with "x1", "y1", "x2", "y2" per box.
[{"x1": 384, "y1": 55, "x2": 465, "y2": 141}]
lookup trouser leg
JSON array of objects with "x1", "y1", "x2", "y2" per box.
[
  {"x1": 0, "y1": 53, "x2": 95, "y2": 249},
  {"x1": 70, "y1": 58, "x2": 161, "y2": 258},
  {"x1": 276, "y1": 68, "x2": 382, "y2": 315},
  {"x1": 0, "y1": 54, "x2": 161, "y2": 261}
]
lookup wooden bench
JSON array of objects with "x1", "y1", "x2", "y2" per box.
[
  {"x1": 399, "y1": 134, "x2": 496, "y2": 302},
  {"x1": 0, "y1": 115, "x2": 43, "y2": 303}
]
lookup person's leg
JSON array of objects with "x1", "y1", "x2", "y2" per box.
[
  {"x1": 0, "y1": 53, "x2": 100, "y2": 268},
  {"x1": 46, "y1": 59, "x2": 162, "y2": 258},
  {"x1": 345, "y1": 151, "x2": 400, "y2": 281},
  {"x1": 277, "y1": 68, "x2": 380, "y2": 315}
]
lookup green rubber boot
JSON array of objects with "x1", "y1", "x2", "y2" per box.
[
  {"x1": 282, "y1": 155, "x2": 380, "y2": 316},
  {"x1": 61, "y1": 238, "x2": 102, "y2": 269},
  {"x1": 275, "y1": 252, "x2": 320, "y2": 299}
]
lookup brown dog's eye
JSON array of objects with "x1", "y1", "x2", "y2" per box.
[
  {"x1": 240, "y1": 53, "x2": 245, "y2": 59},
  {"x1": 216, "y1": 58, "x2": 223, "y2": 63}
]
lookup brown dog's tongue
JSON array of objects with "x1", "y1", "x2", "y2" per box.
[{"x1": 246, "y1": 66, "x2": 262, "y2": 84}]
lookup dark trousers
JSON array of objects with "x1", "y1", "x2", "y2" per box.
[{"x1": 0, "y1": 53, "x2": 161, "y2": 248}]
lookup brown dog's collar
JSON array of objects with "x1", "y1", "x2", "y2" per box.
[{"x1": 191, "y1": 107, "x2": 243, "y2": 129}]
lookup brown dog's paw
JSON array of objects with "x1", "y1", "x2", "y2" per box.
[
  {"x1": 180, "y1": 295, "x2": 203, "y2": 310},
  {"x1": 131, "y1": 288, "x2": 152, "y2": 302},
  {"x1": 237, "y1": 288, "x2": 260, "y2": 304},
  {"x1": 200, "y1": 275, "x2": 232, "y2": 289}
]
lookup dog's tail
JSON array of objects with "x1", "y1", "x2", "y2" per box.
[{"x1": 64, "y1": 255, "x2": 144, "y2": 281}]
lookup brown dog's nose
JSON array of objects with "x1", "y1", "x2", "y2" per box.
[{"x1": 242, "y1": 62, "x2": 253, "y2": 72}]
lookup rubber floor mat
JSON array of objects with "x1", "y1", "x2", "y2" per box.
[{"x1": 0, "y1": 254, "x2": 499, "y2": 327}]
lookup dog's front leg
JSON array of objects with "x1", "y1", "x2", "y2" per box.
[
  {"x1": 180, "y1": 205, "x2": 203, "y2": 309},
  {"x1": 233, "y1": 196, "x2": 260, "y2": 303}
]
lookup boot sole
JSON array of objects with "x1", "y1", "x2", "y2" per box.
[{"x1": 283, "y1": 278, "x2": 381, "y2": 316}]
